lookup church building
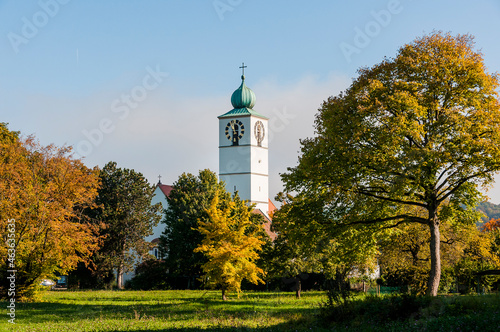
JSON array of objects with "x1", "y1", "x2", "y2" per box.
[
  {"x1": 218, "y1": 70, "x2": 274, "y2": 221},
  {"x1": 120, "y1": 68, "x2": 276, "y2": 287},
  {"x1": 143, "y1": 69, "x2": 276, "y2": 271}
]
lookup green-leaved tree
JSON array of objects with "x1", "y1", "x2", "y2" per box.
[
  {"x1": 282, "y1": 32, "x2": 500, "y2": 296},
  {"x1": 270, "y1": 193, "x2": 378, "y2": 298},
  {"x1": 90, "y1": 161, "x2": 161, "y2": 289},
  {"x1": 159, "y1": 169, "x2": 228, "y2": 288}
]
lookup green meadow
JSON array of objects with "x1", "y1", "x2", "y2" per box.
[
  {"x1": 1, "y1": 290, "x2": 500, "y2": 331},
  {"x1": 2, "y1": 290, "x2": 325, "y2": 332}
]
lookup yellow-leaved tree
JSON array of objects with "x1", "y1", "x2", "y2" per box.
[{"x1": 194, "y1": 191, "x2": 265, "y2": 300}]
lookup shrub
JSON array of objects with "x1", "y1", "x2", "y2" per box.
[
  {"x1": 128, "y1": 259, "x2": 169, "y2": 290},
  {"x1": 320, "y1": 278, "x2": 354, "y2": 322}
]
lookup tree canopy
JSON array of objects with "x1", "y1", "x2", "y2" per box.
[
  {"x1": 90, "y1": 161, "x2": 162, "y2": 289},
  {"x1": 159, "y1": 169, "x2": 229, "y2": 287},
  {"x1": 160, "y1": 169, "x2": 267, "y2": 291},
  {"x1": 269, "y1": 193, "x2": 379, "y2": 297},
  {"x1": 0, "y1": 124, "x2": 100, "y2": 300},
  {"x1": 282, "y1": 32, "x2": 500, "y2": 296},
  {"x1": 194, "y1": 191, "x2": 266, "y2": 300}
]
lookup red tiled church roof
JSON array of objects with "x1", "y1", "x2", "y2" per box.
[
  {"x1": 158, "y1": 183, "x2": 173, "y2": 197},
  {"x1": 252, "y1": 199, "x2": 277, "y2": 241}
]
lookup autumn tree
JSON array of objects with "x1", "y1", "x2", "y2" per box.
[
  {"x1": 0, "y1": 123, "x2": 100, "y2": 300},
  {"x1": 159, "y1": 169, "x2": 230, "y2": 288},
  {"x1": 482, "y1": 218, "x2": 500, "y2": 232},
  {"x1": 194, "y1": 190, "x2": 265, "y2": 300},
  {"x1": 282, "y1": 32, "x2": 500, "y2": 296},
  {"x1": 89, "y1": 161, "x2": 161, "y2": 289},
  {"x1": 160, "y1": 169, "x2": 267, "y2": 290},
  {"x1": 481, "y1": 218, "x2": 500, "y2": 261},
  {"x1": 477, "y1": 217, "x2": 500, "y2": 291}
]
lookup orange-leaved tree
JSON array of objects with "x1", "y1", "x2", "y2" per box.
[
  {"x1": 481, "y1": 218, "x2": 500, "y2": 272},
  {"x1": 482, "y1": 218, "x2": 500, "y2": 232},
  {"x1": 0, "y1": 123, "x2": 101, "y2": 300},
  {"x1": 194, "y1": 190, "x2": 265, "y2": 300}
]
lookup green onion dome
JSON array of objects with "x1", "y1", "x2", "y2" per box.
[{"x1": 231, "y1": 75, "x2": 256, "y2": 109}]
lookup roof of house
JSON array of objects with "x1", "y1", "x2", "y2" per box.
[
  {"x1": 157, "y1": 183, "x2": 173, "y2": 197},
  {"x1": 252, "y1": 201, "x2": 277, "y2": 241}
]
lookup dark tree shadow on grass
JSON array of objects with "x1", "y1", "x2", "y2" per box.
[{"x1": 0, "y1": 299, "x2": 323, "y2": 332}]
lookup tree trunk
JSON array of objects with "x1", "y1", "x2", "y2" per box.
[
  {"x1": 427, "y1": 218, "x2": 441, "y2": 296},
  {"x1": 295, "y1": 277, "x2": 301, "y2": 299},
  {"x1": 117, "y1": 248, "x2": 126, "y2": 290},
  {"x1": 117, "y1": 262, "x2": 124, "y2": 290},
  {"x1": 221, "y1": 288, "x2": 227, "y2": 301}
]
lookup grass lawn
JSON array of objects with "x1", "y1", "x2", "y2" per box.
[
  {"x1": 2, "y1": 290, "x2": 500, "y2": 331},
  {"x1": 1, "y1": 290, "x2": 327, "y2": 331}
]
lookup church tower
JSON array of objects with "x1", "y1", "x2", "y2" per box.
[{"x1": 218, "y1": 68, "x2": 269, "y2": 214}]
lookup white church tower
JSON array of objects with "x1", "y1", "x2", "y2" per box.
[{"x1": 218, "y1": 66, "x2": 269, "y2": 214}]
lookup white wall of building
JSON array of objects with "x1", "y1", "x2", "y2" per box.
[
  {"x1": 122, "y1": 184, "x2": 169, "y2": 285},
  {"x1": 147, "y1": 185, "x2": 169, "y2": 243}
]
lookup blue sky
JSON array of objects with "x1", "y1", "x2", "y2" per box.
[{"x1": 2, "y1": 0, "x2": 500, "y2": 203}]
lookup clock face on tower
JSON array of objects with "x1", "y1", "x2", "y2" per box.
[
  {"x1": 254, "y1": 121, "x2": 265, "y2": 147},
  {"x1": 225, "y1": 119, "x2": 245, "y2": 146}
]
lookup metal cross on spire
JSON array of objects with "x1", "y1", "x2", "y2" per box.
[
  {"x1": 239, "y1": 62, "x2": 247, "y2": 76},
  {"x1": 158, "y1": 175, "x2": 162, "y2": 184}
]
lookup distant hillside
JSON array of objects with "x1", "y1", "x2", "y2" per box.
[{"x1": 477, "y1": 201, "x2": 500, "y2": 223}]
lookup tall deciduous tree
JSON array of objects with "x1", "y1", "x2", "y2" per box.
[
  {"x1": 194, "y1": 191, "x2": 265, "y2": 300},
  {"x1": 282, "y1": 32, "x2": 500, "y2": 296},
  {"x1": 0, "y1": 124, "x2": 100, "y2": 300},
  {"x1": 159, "y1": 169, "x2": 229, "y2": 288},
  {"x1": 92, "y1": 161, "x2": 161, "y2": 289}
]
